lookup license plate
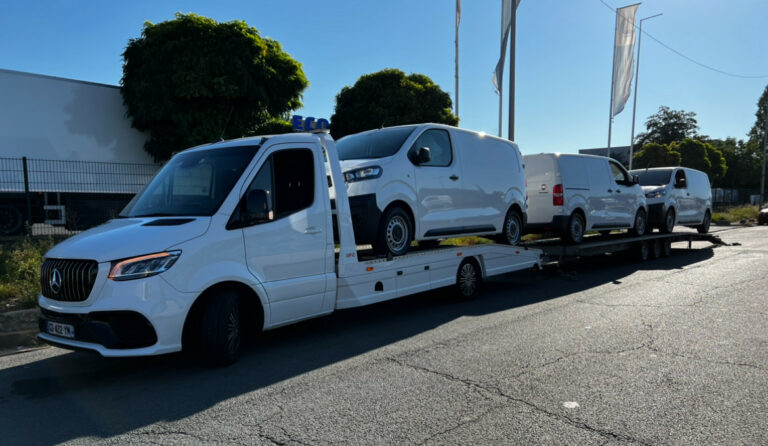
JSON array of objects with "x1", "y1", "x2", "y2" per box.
[{"x1": 47, "y1": 321, "x2": 75, "y2": 339}]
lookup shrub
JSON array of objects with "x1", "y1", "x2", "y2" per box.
[{"x1": 0, "y1": 237, "x2": 54, "y2": 310}]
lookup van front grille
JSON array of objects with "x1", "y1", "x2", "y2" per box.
[{"x1": 40, "y1": 259, "x2": 99, "y2": 302}]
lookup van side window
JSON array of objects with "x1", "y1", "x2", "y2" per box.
[
  {"x1": 674, "y1": 170, "x2": 687, "y2": 188},
  {"x1": 410, "y1": 129, "x2": 452, "y2": 167},
  {"x1": 242, "y1": 149, "x2": 315, "y2": 224},
  {"x1": 609, "y1": 161, "x2": 630, "y2": 184}
]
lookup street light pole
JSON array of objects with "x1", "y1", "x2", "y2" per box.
[
  {"x1": 760, "y1": 113, "x2": 767, "y2": 208},
  {"x1": 629, "y1": 13, "x2": 662, "y2": 170}
]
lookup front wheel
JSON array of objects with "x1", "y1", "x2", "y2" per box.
[
  {"x1": 630, "y1": 209, "x2": 647, "y2": 237},
  {"x1": 200, "y1": 291, "x2": 242, "y2": 366},
  {"x1": 661, "y1": 208, "x2": 675, "y2": 234},
  {"x1": 454, "y1": 258, "x2": 481, "y2": 301},
  {"x1": 697, "y1": 210, "x2": 711, "y2": 234},
  {"x1": 499, "y1": 208, "x2": 522, "y2": 245},
  {"x1": 374, "y1": 206, "x2": 413, "y2": 256}
]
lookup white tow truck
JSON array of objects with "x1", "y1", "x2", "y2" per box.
[{"x1": 38, "y1": 132, "x2": 542, "y2": 364}]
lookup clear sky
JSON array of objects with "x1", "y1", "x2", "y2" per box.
[{"x1": 2, "y1": 0, "x2": 767, "y2": 155}]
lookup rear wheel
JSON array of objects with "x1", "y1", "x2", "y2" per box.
[
  {"x1": 499, "y1": 208, "x2": 522, "y2": 245},
  {"x1": 662, "y1": 240, "x2": 672, "y2": 257},
  {"x1": 374, "y1": 206, "x2": 412, "y2": 256},
  {"x1": 697, "y1": 210, "x2": 711, "y2": 234},
  {"x1": 661, "y1": 208, "x2": 675, "y2": 234},
  {"x1": 564, "y1": 212, "x2": 585, "y2": 244},
  {"x1": 454, "y1": 258, "x2": 481, "y2": 301},
  {"x1": 651, "y1": 239, "x2": 662, "y2": 258},
  {"x1": 630, "y1": 209, "x2": 647, "y2": 237},
  {"x1": 200, "y1": 290, "x2": 242, "y2": 366},
  {"x1": 637, "y1": 241, "x2": 650, "y2": 261}
]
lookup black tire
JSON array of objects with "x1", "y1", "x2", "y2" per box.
[
  {"x1": 418, "y1": 240, "x2": 441, "y2": 250},
  {"x1": 660, "y1": 208, "x2": 675, "y2": 234},
  {"x1": 200, "y1": 290, "x2": 242, "y2": 366},
  {"x1": 373, "y1": 206, "x2": 413, "y2": 256},
  {"x1": 630, "y1": 208, "x2": 647, "y2": 237},
  {"x1": 637, "y1": 241, "x2": 650, "y2": 261},
  {"x1": 697, "y1": 210, "x2": 711, "y2": 234},
  {"x1": 662, "y1": 240, "x2": 672, "y2": 257},
  {"x1": 499, "y1": 208, "x2": 523, "y2": 245},
  {"x1": 651, "y1": 239, "x2": 662, "y2": 258},
  {"x1": 564, "y1": 212, "x2": 585, "y2": 244},
  {"x1": 454, "y1": 258, "x2": 481, "y2": 301},
  {"x1": 599, "y1": 230, "x2": 611, "y2": 237},
  {"x1": 0, "y1": 206, "x2": 24, "y2": 235}
]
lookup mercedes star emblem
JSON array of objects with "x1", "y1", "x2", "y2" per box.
[{"x1": 50, "y1": 268, "x2": 62, "y2": 294}]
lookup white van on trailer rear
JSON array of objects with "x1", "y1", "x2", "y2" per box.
[{"x1": 37, "y1": 132, "x2": 541, "y2": 364}]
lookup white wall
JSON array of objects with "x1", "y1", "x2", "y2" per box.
[{"x1": 0, "y1": 68, "x2": 152, "y2": 164}]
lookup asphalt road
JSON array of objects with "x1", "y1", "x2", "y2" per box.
[{"x1": 1, "y1": 226, "x2": 766, "y2": 445}]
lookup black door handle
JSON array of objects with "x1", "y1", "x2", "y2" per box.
[
  {"x1": 687, "y1": 193, "x2": 691, "y2": 196},
  {"x1": 607, "y1": 189, "x2": 613, "y2": 193},
  {"x1": 449, "y1": 175, "x2": 459, "y2": 181},
  {"x1": 616, "y1": 190, "x2": 621, "y2": 194}
]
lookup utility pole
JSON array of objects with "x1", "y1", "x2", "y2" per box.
[
  {"x1": 629, "y1": 13, "x2": 662, "y2": 170},
  {"x1": 760, "y1": 113, "x2": 767, "y2": 208},
  {"x1": 508, "y1": 4, "x2": 516, "y2": 141},
  {"x1": 498, "y1": 9, "x2": 503, "y2": 138},
  {"x1": 455, "y1": 0, "x2": 460, "y2": 120}
]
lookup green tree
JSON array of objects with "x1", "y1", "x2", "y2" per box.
[
  {"x1": 121, "y1": 13, "x2": 308, "y2": 161},
  {"x1": 635, "y1": 106, "x2": 699, "y2": 146},
  {"x1": 330, "y1": 69, "x2": 458, "y2": 139},
  {"x1": 669, "y1": 138, "x2": 727, "y2": 181},
  {"x1": 748, "y1": 84, "x2": 768, "y2": 144},
  {"x1": 632, "y1": 143, "x2": 681, "y2": 169},
  {"x1": 710, "y1": 137, "x2": 761, "y2": 189}
]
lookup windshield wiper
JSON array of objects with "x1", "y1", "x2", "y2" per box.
[{"x1": 128, "y1": 213, "x2": 180, "y2": 218}]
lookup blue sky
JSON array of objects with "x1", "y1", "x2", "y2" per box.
[{"x1": 2, "y1": 0, "x2": 767, "y2": 155}]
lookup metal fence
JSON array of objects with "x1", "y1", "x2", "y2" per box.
[
  {"x1": 0, "y1": 157, "x2": 158, "y2": 236},
  {"x1": 712, "y1": 188, "x2": 761, "y2": 210}
]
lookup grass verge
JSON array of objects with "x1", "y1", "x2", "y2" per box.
[{"x1": 712, "y1": 205, "x2": 759, "y2": 224}]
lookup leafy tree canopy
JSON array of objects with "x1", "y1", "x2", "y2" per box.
[
  {"x1": 330, "y1": 69, "x2": 458, "y2": 139},
  {"x1": 708, "y1": 137, "x2": 761, "y2": 189},
  {"x1": 748, "y1": 84, "x2": 768, "y2": 144},
  {"x1": 121, "y1": 13, "x2": 308, "y2": 161},
  {"x1": 669, "y1": 138, "x2": 726, "y2": 181},
  {"x1": 635, "y1": 106, "x2": 699, "y2": 146},
  {"x1": 632, "y1": 143, "x2": 681, "y2": 169}
]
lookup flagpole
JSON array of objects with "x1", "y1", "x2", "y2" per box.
[
  {"x1": 455, "y1": 0, "x2": 460, "y2": 120},
  {"x1": 607, "y1": 13, "x2": 618, "y2": 159},
  {"x1": 628, "y1": 13, "x2": 662, "y2": 170},
  {"x1": 498, "y1": 5, "x2": 503, "y2": 137},
  {"x1": 508, "y1": 2, "x2": 516, "y2": 141}
]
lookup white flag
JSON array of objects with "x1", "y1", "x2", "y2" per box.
[
  {"x1": 456, "y1": 0, "x2": 461, "y2": 29},
  {"x1": 611, "y1": 4, "x2": 639, "y2": 117},
  {"x1": 492, "y1": 0, "x2": 521, "y2": 91}
]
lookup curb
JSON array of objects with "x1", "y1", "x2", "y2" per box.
[{"x1": 0, "y1": 308, "x2": 40, "y2": 351}]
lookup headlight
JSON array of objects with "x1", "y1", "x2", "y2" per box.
[
  {"x1": 645, "y1": 189, "x2": 667, "y2": 199},
  {"x1": 108, "y1": 251, "x2": 181, "y2": 281},
  {"x1": 344, "y1": 166, "x2": 382, "y2": 182}
]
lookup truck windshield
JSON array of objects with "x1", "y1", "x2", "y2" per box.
[
  {"x1": 120, "y1": 145, "x2": 260, "y2": 218},
  {"x1": 337, "y1": 126, "x2": 416, "y2": 160},
  {"x1": 630, "y1": 169, "x2": 673, "y2": 186}
]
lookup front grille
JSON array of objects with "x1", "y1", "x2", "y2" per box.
[{"x1": 40, "y1": 259, "x2": 99, "y2": 302}]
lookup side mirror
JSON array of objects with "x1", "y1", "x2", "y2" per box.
[
  {"x1": 416, "y1": 146, "x2": 431, "y2": 164},
  {"x1": 243, "y1": 189, "x2": 272, "y2": 224},
  {"x1": 632, "y1": 175, "x2": 640, "y2": 184}
]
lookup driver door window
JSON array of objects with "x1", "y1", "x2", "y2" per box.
[
  {"x1": 409, "y1": 129, "x2": 453, "y2": 167},
  {"x1": 609, "y1": 161, "x2": 630, "y2": 185}
]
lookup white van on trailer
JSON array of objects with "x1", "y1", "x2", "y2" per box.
[
  {"x1": 37, "y1": 132, "x2": 541, "y2": 365},
  {"x1": 523, "y1": 153, "x2": 648, "y2": 243}
]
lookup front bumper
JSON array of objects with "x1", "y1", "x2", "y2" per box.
[{"x1": 37, "y1": 273, "x2": 196, "y2": 357}]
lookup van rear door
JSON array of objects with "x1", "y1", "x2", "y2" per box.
[{"x1": 524, "y1": 154, "x2": 558, "y2": 225}]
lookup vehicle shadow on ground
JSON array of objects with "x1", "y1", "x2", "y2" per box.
[{"x1": 0, "y1": 248, "x2": 714, "y2": 443}]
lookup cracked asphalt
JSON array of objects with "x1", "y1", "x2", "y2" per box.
[{"x1": 1, "y1": 226, "x2": 766, "y2": 445}]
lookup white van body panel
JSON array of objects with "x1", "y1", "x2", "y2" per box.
[
  {"x1": 524, "y1": 153, "x2": 647, "y2": 234},
  {"x1": 631, "y1": 167, "x2": 712, "y2": 229}
]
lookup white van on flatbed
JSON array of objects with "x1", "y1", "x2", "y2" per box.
[{"x1": 37, "y1": 132, "x2": 541, "y2": 365}]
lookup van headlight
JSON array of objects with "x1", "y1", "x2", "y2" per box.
[
  {"x1": 344, "y1": 166, "x2": 382, "y2": 183},
  {"x1": 645, "y1": 189, "x2": 666, "y2": 199},
  {"x1": 108, "y1": 251, "x2": 181, "y2": 281}
]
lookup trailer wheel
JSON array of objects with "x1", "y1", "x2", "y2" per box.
[
  {"x1": 0, "y1": 206, "x2": 23, "y2": 235},
  {"x1": 637, "y1": 241, "x2": 650, "y2": 261},
  {"x1": 454, "y1": 258, "x2": 481, "y2": 301},
  {"x1": 662, "y1": 240, "x2": 672, "y2": 257},
  {"x1": 200, "y1": 290, "x2": 242, "y2": 366},
  {"x1": 661, "y1": 208, "x2": 675, "y2": 234},
  {"x1": 565, "y1": 212, "x2": 585, "y2": 244},
  {"x1": 630, "y1": 209, "x2": 647, "y2": 237},
  {"x1": 697, "y1": 210, "x2": 711, "y2": 234},
  {"x1": 651, "y1": 239, "x2": 662, "y2": 258}
]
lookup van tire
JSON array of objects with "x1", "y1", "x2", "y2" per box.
[
  {"x1": 697, "y1": 210, "x2": 711, "y2": 234},
  {"x1": 500, "y1": 208, "x2": 523, "y2": 246},
  {"x1": 630, "y1": 209, "x2": 647, "y2": 237},
  {"x1": 564, "y1": 212, "x2": 585, "y2": 244},
  {"x1": 374, "y1": 206, "x2": 412, "y2": 256},
  {"x1": 454, "y1": 258, "x2": 481, "y2": 301},
  {"x1": 661, "y1": 208, "x2": 675, "y2": 234},
  {"x1": 200, "y1": 290, "x2": 242, "y2": 366}
]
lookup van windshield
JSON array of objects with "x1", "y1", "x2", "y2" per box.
[
  {"x1": 337, "y1": 126, "x2": 416, "y2": 160},
  {"x1": 630, "y1": 169, "x2": 673, "y2": 186},
  {"x1": 120, "y1": 145, "x2": 260, "y2": 218}
]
